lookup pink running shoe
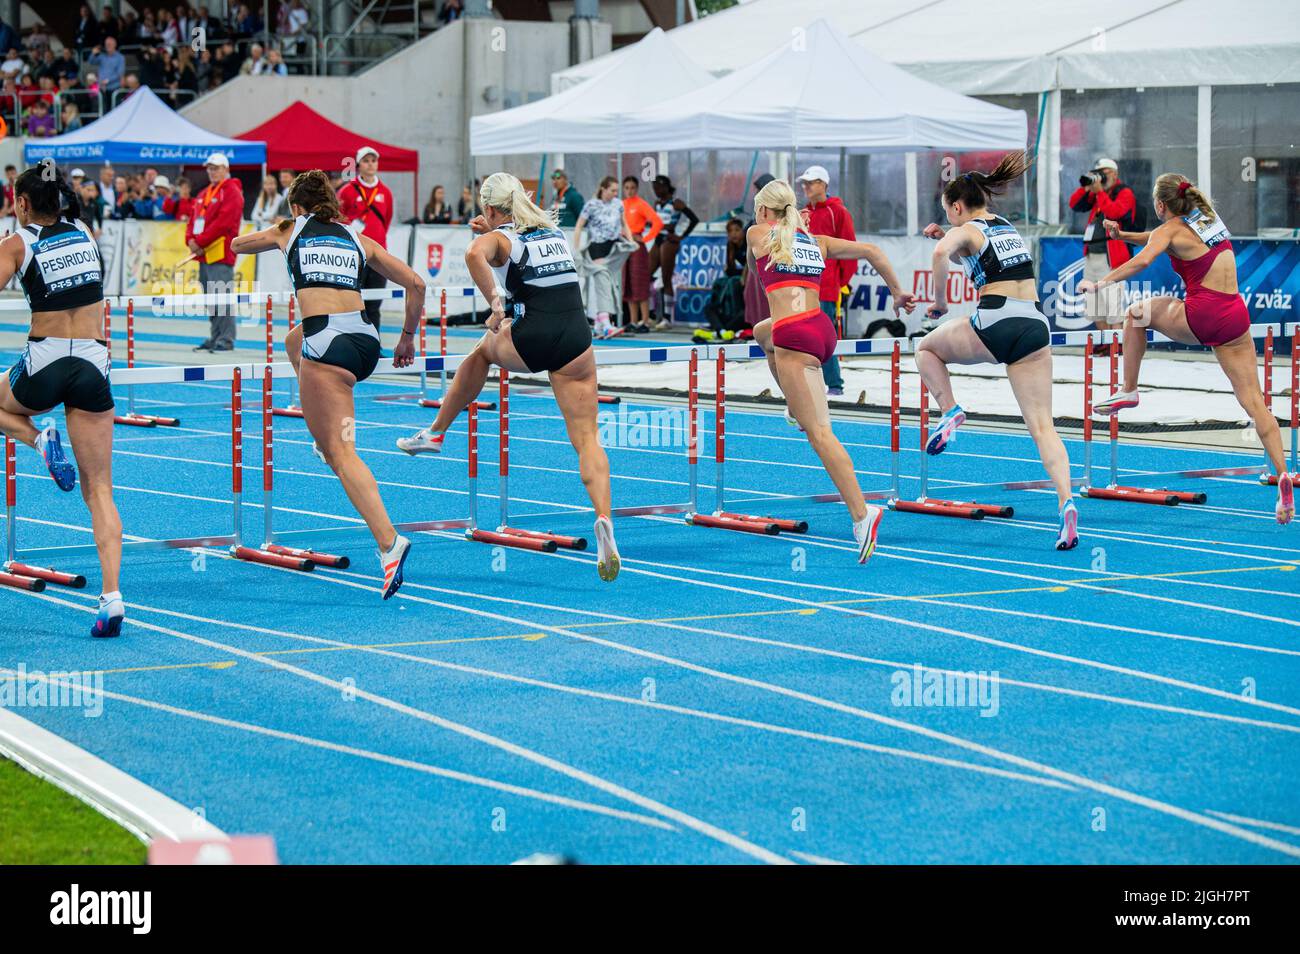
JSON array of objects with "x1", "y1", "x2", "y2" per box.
[
  {"x1": 1277, "y1": 473, "x2": 1294, "y2": 525},
  {"x1": 1093, "y1": 389, "x2": 1139, "y2": 415}
]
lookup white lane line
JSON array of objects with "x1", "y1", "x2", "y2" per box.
[
  {"x1": 1203, "y1": 810, "x2": 1300, "y2": 839},
  {"x1": 0, "y1": 691, "x2": 227, "y2": 844},
  {"x1": 790, "y1": 850, "x2": 850, "y2": 865},
  {"x1": 114, "y1": 597, "x2": 1076, "y2": 792},
  {"x1": 20, "y1": 589, "x2": 790, "y2": 865},
  {"x1": 21, "y1": 674, "x2": 676, "y2": 832}
]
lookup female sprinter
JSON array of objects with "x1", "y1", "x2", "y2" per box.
[
  {"x1": 396, "y1": 173, "x2": 621, "y2": 582},
  {"x1": 1082, "y1": 174, "x2": 1292, "y2": 524},
  {"x1": 231, "y1": 170, "x2": 427, "y2": 598},
  {"x1": 918, "y1": 153, "x2": 1079, "y2": 550},
  {"x1": 0, "y1": 166, "x2": 124, "y2": 636},
  {"x1": 748, "y1": 178, "x2": 915, "y2": 563}
]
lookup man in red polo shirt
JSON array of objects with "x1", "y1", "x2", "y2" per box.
[
  {"x1": 187, "y1": 151, "x2": 244, "y2": 352},
  {"x1": 798, "y1": 165, "x2": 854, "y2": 396},
  {"x1": 337, "y1": 145, "x2": 394, "y2": 327}
]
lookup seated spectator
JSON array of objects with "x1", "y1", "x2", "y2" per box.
[
  {"x1": 61, "y1": 100, "x2": 83, "y2": 131},
  {"x1": 218, "y1": 41, "x2": 240, "y2": 83},
  {"x1": 422, "y1": 185, "x2": 452, "y2": 224},
  {"x1": 87, "y1": 36, "x2": 125, "y2": 93},
  {"x1": 1, "y1": 48, "x2": 24, "y2": 81},
  {"x1": 74, "y1": 7, "x2": 100, "y2": 51},
  {"x1": 163, "y1": 176, "x2": 196, "y2": 221},
  {"x1": 121, "y1": 71, "x2": 141, "y2": 95},
  {"x1": 25, "y1": 24, "x2": 51, "y2": 58},
  {"x1": 0, "y1": 76, "x2": 17, "y2": 119},
  {"x1": 457, "y1": 184, "x2": 479, "y2": 222},
  {"x1": 56, "y1": 75, "x2": 91, "y2": 115},
  {"x1": 17, "y1": 72, "x2": 41, "y2": 111},
  {"x1": 98, "y1": 4, "x2": 121, "y2": 41},
  {"x1": 437, "y1": 0, "x2": 464, "y2": 27},
  {"x1": 233, "y1": 5, "x2": 262, "y2": 38},
  {"x1": 35, "y1": 74, "x2": 57, "y2": 108},
  {"x1": 34, "y1": 48, "x2": 58, "y2": 83},
  {"x1": 53, "y1": 47, "x2": 81, "y2": 83},
  {"x1": 242, "y1": 43, "x2": 268, "y2": 75},
  {"x1": 251, "y1": 173, "x2": 283, "y2": 228},
  {"x1": 265, "y1": 48, "x2": 287, "y2": 76},
  {"x1": 24, "y1": 98, "x2": 55, "y2": 137},
  {"x1": 82, "y1": 71, "x2": 101, "y2": 114}
]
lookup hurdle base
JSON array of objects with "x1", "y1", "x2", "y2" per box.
[
  {"x1": 497, "y1": 526, "x2": 587, "y2": 551},
  {"x1": 915, "y1": 497, "x2": 1014, "y2": 519},
  {"x1": 466, "y1": 528, "x2": 558, "y2": 553},
  {"x1": 113, "y1": 414, "x2": 157, "y2": 428},
  {"x1": 1261, "y1": 474, "x2": 1284, "y2": 487},
  {"x1": 597, "y1": 395, "x2": 622, "y2": 405},
  {"x1": 418, "y1": 399, "x2": 497, "y2": 411},
  {"x1": 687, "y1": 512, "x2": 781, "y2": 535},
  {"x1": 4, "y1": 561, "x2": 87, "y2": 589},
  {"x1": 0, "y1": 569, "x2": 44, "y2": 592},
  {"x1": 232, "y1": 546, "x2": 314, "y2": 571},
  {"x1": 1083, "y1": 486, "x2": 1186, "y2": 506},
  {"x1": 263, "y1": 544, "x2": 350, "y2": 569},
  {"x1": 271, "y1": 406, "x2": 304, "y2": 419},
  {"x1": 891, "y1": 499, "x2": 986, "y2": 520},
  {"x1": 716, "y1": 511, "x2": 808, "y2": 533}
]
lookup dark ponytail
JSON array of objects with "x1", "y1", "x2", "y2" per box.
[
  {"x1": 942, "y1": 151, "x2": 1032, "y2": 209},
  {"x1": 277, "y1": 169, "x2": 341, "y2": 232},
  {"x1": 14, "y1": 164, "x2": 81, "y2": 221}
]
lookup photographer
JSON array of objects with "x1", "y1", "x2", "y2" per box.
[{"x1": 1068, "y1": 157, "x2": 1138, "y2": 334}]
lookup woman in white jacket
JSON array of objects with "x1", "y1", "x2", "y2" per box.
[{"x1": 250, "y1": 174, "x2": 285, "y2": 229}]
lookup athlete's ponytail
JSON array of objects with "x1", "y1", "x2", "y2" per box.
[
  {"x1": 943, "y1": 151, "x2": 1031, "y2": 209},
  {"x1": 1153, "y1": 173, "x2": 1216, "y2": 224},
  {"x1": 14, "y1": 164, "x2": 80, "y2": 220},
  {"x1": 753, "y1": 178, "x2": 804, "y2": 267},
  {"x1": 479, "y1": 172, "x2": 556, "y2": 230},
  {"x1": 278, "y1": 169, "x2": 340, "y2": 232}
]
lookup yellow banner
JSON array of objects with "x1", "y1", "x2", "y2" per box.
[{"x1": 122, "y1": 220, "x2": 257, "y2": 300}]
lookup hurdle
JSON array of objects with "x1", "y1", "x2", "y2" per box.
[
  {"x1": 262, "y1": 295, "x2": 305, "y2": 419},
  {"x1": 0, "y1": 436, "x2": 87, "y2": 592},
  {"x1": 1260, "y1": 324, "x2": 1299, "y2": 486},
  {"x1": 107, "y1": 300, "x2": 181, "y2": 428},
  {"x1": 417, "y1": 290, "x2": 496, "y2": 412},
  {"x1": 687, "y1": 347, "x2": 807, "y2": 535}
]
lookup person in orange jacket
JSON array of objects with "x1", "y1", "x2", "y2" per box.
[{"x1": 620, "y1": 175, "x2": 662, "y2": 333}]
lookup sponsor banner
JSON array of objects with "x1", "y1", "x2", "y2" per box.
[
  {"x1": 411, "y1": 225, "x2": 478, "y2": 315},
  {"x1": 122, "y1": 220, "x2": 257, "y2": 306},
  {"x1": 1038, "y1": 236, "x2": 1300, "y2": 345}
]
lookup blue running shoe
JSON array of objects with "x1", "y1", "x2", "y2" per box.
[
  {"x1": 35, "y1": 423, "x2": 76, "y2": 492},
  {"x1": 926, "y1": 405, "x2": 965, "y2": 456},
  {"x1": 1056, "y1": 500, "x2": 1079, "y2": 551},
  {"x1": 91, "y1": 592, "x2": 124, "y2": 638}
]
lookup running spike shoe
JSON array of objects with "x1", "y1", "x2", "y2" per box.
[
  {"x1": 396, "y1": 428, "x2": 444, "y2": 456},
  {"x1": 853, "y1": 505, "x2": 883, "y2": 564},
  {"x1": 35, "y1": 423, "x2": 76, "y2": 491},
  {"x1": 1093, "y1": 389, "x2": 1139, "y2": 415},
  {"x1": 378, "y1": 534, "x2": 411, "y2": 600},
  {"x1": 594, "y1": 515, "x2": 620, "y2": 582},
  {"x1": 926, "y1": 404, "x2": 965, "y2": 456},
  {"x1": 1277, "y1": 473, "x2": 1294, "y2": 526},
  {"x1": 91, "y1": 592, "x2": 124, "y2": 638},
  {"x1": 1056, "y1": 499, "x2": 1080, "y2": 550}
]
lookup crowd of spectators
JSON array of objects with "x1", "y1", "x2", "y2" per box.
[{"x1": 0, "y1": 3, "x2": 314, "y2": 136}]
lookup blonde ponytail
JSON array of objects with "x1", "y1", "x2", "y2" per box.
[
  {"x1": 1154, "y1": 173, "x2": 1216, "y2": 224},
  {"x1": 479, "y1": 172, "x2": 556, "y2": 231},
  {"x1": 754, "y1": 178, "x2": 804, "y2": 267}
]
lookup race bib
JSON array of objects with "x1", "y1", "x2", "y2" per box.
[
  {"x1": 297, "y1": 235, "x2": 361, "y2": 287},
  {"x1": 1083, "y1": 221, "x2": 1096, "y2": 242},
  {"x1": 192, "y1": 217, "x2": 204, "y2": 234},
  {"x1": 985, "y1": 223, "x2": 1031, "y2": 269},
  {"x1": 523, "y1": 230, "x2": 576, "y2": 277},
  {"x1": 33, "y1": 231, "x2": 100, "y2": 292}
]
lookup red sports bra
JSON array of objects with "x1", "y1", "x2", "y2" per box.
[{"x1": 755, "y1": 228, "x2": 826, "y2": 292}]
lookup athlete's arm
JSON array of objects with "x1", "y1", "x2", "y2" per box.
[
  {"x1": 816, "y1": 236, "x2": 915, "y2": 317},
  {"x1": 1102, "y1": 218, "x2": 1150, "y2": 245},
  {"x1": 928, "y1": 224, "x2": 974, "y2": 318},
  {"x1": 674, "y1": 200, "x2": 700, "y2": 240},
  {"x1": 0, "y1": 232, "x2": 23, "y2": 288},
  {"x1": 359, "y1": 234, "x2": 426, "y2": 368},
  {"x1": 465, "y1": 231, "x2": 510, "y2": 332},
  {"x1": 230, "y1": 224, "x2": 285, "y2": 255},
  {"x1": 1086, "y1": 222, "x2": 1174, "y2": 290}
]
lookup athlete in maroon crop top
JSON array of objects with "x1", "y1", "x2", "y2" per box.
[
  {"x1": 747, "y1": 178, "x2": 915, "y2": 562},
  {"x1": 1080, "y1": 173, "x2": 1292, "y2": 523}
]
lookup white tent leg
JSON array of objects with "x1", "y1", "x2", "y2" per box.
[
  {"x1": 1038, "y1": 89, "x2": 1061, "y2": 225},
  {"x1": 1197, "y1": 86, "x2": 1212, "y2": 195},
  {"x1": 905, "y1": 151, "x2": 918, "y2": 236}
]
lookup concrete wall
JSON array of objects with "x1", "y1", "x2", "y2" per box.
[{"x1": 182, "y1": 18, "x2": 613, "y2": 220}]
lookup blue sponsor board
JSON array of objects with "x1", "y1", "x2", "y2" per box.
[
  {"x1": 1038, "y1": 236, "x2": 1300, "y2": 352},
  {"x1": 671, "y1": 234, "x2": 728, "y2": 324}
]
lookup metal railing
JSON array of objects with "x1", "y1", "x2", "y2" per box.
[{"x1": 321, "y1": 31, "x2": 410, "y2": 74}]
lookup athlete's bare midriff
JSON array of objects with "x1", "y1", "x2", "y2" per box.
[{"x1": 30, "y1": 302, "x2": 107, "y2": 340}]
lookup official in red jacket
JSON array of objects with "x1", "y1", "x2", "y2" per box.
[
  {"x1": 337, "y1": 146, "x2": 394, "y2": 327},
  {"x1": 798, "y1": 166, "x2": 855, "y2": 394},
  {"x1": 1068, "y1": 157, "x2": 1138, "y2": 332},
  {"x1": 187, "y1": 152, "x2": 245, "y2": 352}
]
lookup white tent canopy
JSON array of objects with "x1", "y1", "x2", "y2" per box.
[
  {"x1": 554, "y1": 0, "x2": 1300, "y2": 96},
  {"x1": 470, "y1": 27, "x2": 714, "y2": 155},
  {"x1": 24, "y1": 87, "x2": 266, "y2": 167},
  {"x1": 616, "y1": 19, "x2": 1027, "y2": 153}
]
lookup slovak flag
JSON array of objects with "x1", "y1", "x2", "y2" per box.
[{"x1": 426, "y1": 243, "x2": 443, "y2": 278}]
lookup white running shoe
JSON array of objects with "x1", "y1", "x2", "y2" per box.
[
  {"x1": 593, "y1": 315, "x2": 613, "y2": 338},
  {"x1": 853, "y1": 506, "x2": 883, "y2": 564},
  {"x1": 1093, "y1": 388, "x2": 1139, "y2": 415},
  {"x1": 90, "y1": 591, "x2": 124, "y2": 638},
  {"x1": 594, "y1": 515, "x2": 620, "y2": 582},
  {"x1": 378, "y1": 534, "x2": 411, "y2": 600},
  {"x1": 312, "y1": 441, "x2": 327, "y2": 465},
  {"x1": 396, "y1": 427, "x2": 445, "y2": 456}
]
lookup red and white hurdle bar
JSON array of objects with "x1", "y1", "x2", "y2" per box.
[
  {"x1": 1, "y1": 435, "x2": 87, "y2": 591},
  {"x1": 106, "y1": 300, "x2": 180, "y2": 428}
]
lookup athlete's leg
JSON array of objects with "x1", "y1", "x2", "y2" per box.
[
  {"x1": 299, "y1": 359, "x2": 396, "y2": 550},
  {"x1": 776, "y1": 347, "x2": 867, "y2": 522},
  {"x1": 914, "y1": 317, "x2": 995, "y2": 413},
  {"x1": 549, "y1": 347, "x2": 611, "y2": 518},
  {"x1": 1005, "y1": 347, "x2": 1073, "y2": 507},
  {"x1": 1214, "y1": 333, "x2": 1287, "y2": 477},
  {"x1": 63, "y1": 406, "x2": 122, "y2": 592},
  {"x1": 1119, "y1": 297, "x2": 1196, "y2": 392},
  {"x1": 0, "y1": 376, "x2": 41, "y2": 448}
]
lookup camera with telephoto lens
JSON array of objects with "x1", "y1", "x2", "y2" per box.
[{"x1": 1079, "y1": 170, "x2": 1104, "y2": 188}]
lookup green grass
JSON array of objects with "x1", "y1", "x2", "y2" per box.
[{"x1": 0, "y1": 757, "x2": 146, "y2": 864}]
